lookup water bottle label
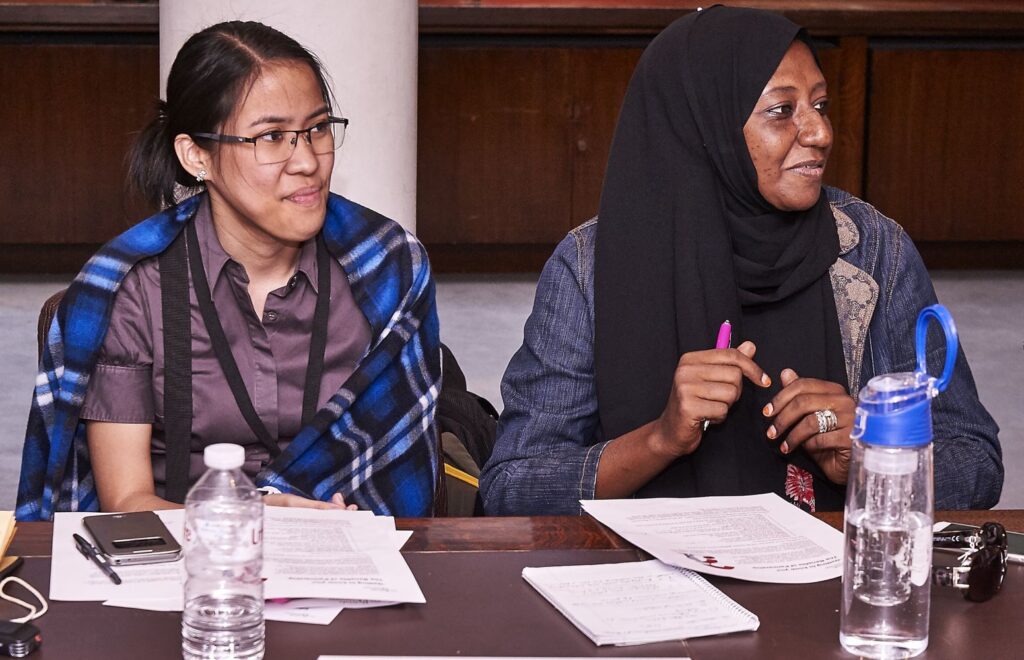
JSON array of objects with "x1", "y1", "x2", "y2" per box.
[{"x1": 911, "y1": 524, "x2": 931, "y2": 586}]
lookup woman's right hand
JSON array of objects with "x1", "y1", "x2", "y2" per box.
[
  {"x1": 596, "y1": 340, "x2": 770, "y2": 499},
  {"x1": 652, "y1": 340, "x2": 772, "y2": 459},
  {"x1": 263, "y1": 492, "x2": 358, "y2": 511}
]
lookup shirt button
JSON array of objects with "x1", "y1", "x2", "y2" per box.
[
  {"x1": 288, "y1": 276, "x2": 298, "y2": 288},
  {"x1": 264, "y1": 310, "x2": 278, "y2": 323}
]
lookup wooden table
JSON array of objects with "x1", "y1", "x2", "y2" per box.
[{"x1": 4, "y1": 512, "x2": 1022, "y2": 659}]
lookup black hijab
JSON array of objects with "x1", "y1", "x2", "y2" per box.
[{"x1": 593, "y1": 5, "x2": 847, "y2": 511}]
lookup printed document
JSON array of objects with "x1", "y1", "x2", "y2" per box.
[
  {"x1": 581, "y1": 493, "x2": 843, "y2": 583},
  {"x1": 50, "y1": 507, "x2": 423, "y2": 611},
  {"x1": 523, "y1": 559, "x2": 758, "y2": 645}
]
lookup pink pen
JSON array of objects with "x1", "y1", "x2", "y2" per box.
[
  {"x1": 702, "y1": 320, "x2": 732, "y2": 431},
  {"x1": 714, "y1": 320, "x2": 732, "y2": 351}
]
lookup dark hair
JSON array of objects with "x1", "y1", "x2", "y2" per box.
[{"x1": 128, "y1": 21, "x2": 334, "y2": 208}]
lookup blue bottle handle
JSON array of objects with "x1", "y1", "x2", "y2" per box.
[{"x1": 915, "y1": 304, "x2": 958, "y2": 394}]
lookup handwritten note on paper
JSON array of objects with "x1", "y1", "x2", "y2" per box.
[{"x1": 581, "y1": 493, "x2": 844, "y2": 583}]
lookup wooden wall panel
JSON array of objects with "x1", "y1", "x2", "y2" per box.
[
  {"x1": 568, "y1": 47, "x2": 641, "y2": 223},
  {"x1": 816, "y1": 38, "x2": 866, "y2": 197},
  {"x1": 867, "y1": 49, "x2": 1024, "y2": 241},
  {"x1": 417, "y1": 47, "x2": 575, "y2": 244},
  {"x1": 0, "y1": 43, "x2": 157, "y2": 244},
  {"x1": 420, "y1": 39, "x2": 864, "y2": 255}
]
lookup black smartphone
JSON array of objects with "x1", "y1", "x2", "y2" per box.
[
  {"x1": 937, "y1": 522, "x2": 1024, "y2": 565},
  {"x1": 82, "y1": 512, "x2": 182, "y2": 566}
]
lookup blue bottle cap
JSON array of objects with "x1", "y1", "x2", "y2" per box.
[
  {"x1": 853, "y1": 372, "x2": 933, "y2": 447},
  {"x1": 851, "y1": 305, "x2": 959, "y2": 447}
]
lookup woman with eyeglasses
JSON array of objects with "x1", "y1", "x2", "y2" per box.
[
  {"x1": 17, "y1": 21, "x2": 441, "y2": 520},
  {"x1": 480, "y1": 6, "x2": 1002, "y2": 516}
]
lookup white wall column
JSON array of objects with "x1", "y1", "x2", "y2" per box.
[{"x1": 160, "y1": 0, "x2": 419, "y2": 232}]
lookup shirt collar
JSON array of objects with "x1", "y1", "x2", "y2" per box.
[{"x1": 193, "y1": 198, "x2": 319, "y2": 293}]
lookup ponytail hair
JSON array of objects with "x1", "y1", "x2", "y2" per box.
[{"x1": 127, "y1": 21, "x2": 335, "y2": 208}]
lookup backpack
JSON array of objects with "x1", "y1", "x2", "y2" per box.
[{"x1": 437, "y1": 344, "x2": 499, "y2": 516}]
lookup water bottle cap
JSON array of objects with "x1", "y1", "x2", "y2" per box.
[
  {"x1": 851, "y1": 304, "x2": 959, "y2": 448},
  {"x1": 857, "y1": 371, "x2": 931, "y2": 411},
  {"x1": 204, "y1": 443, "x2": 245, "y2": 470},
  {"x1": 853, "y1": 377, "x2": 933, "y2": 447}
]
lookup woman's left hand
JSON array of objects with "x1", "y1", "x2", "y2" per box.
[
  {"x1": 264, "y1": 492, "x2": 359, "y2": 510},
  {"x1": 763, "y1": 368, "x2": 855, "y2": 484}
]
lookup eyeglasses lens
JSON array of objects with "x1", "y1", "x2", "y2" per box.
[{"x1": 255, "y1": 120, "x2": 346, "y2": 164}]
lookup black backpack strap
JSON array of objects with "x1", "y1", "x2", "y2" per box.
[
  {"x1": 159, "y1": 229, "x2": 193, "y2": 504},
  {"x1": 300, "y1": 234, "x2": 331, "y2": 427},
  {"x1": 437, "y1": 343, "x2": 499, "y2": 476},
  {"x1": 185, "y1": 220, "x2": 282, "y2": 458}
]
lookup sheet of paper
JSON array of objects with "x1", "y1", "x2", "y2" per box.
[
  {"x1": 50, "y1": 510, "x2": 186, "y2": 602},
  {"x1": 103, "y1": 596, "x2": 399, "y2": 616},
  {"x1": 581, "y1": 493, "x2": 843, "y2": 583},
  {"x1": 262, "y1": 508, "x2": 425, "y2": 603},
  {"x1": 264, "y1": 598, "x2": 345, "y2": 625},
  {"x1": 53, "y1": 508, "x2": 423, "y2": 607},
  {"x1": 104, "y1": 596, "x2": 182, "y2": 612},
  {"x1": 523, "y1": 559, "x2": 758, "y2": 646},
  {"x1": 320, "y1": 657, "x2": 688, "y2": 660},
  {"x1": 0, "y1": 511, "x2": 15, "y2": 558}
]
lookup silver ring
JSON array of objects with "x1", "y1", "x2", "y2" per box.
[{"x1": 815, "y1": 409, "x2": 838, "y2": 434}]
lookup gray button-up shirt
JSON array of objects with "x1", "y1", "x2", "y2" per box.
[{"x1": 81, "y1": 200, "x2": 372, "y2": 495}]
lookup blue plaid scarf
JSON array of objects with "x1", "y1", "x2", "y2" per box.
[{"x1": 17, "y1": 193, "x2": 441, "y2": 521}]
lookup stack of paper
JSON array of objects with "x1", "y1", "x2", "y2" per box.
[
  {"x1": 523, "y1": 559, "x2": 758, "y2": 645},
  {"x1": 50, "y1": 508, "x2": 424, "y2": 624},
  {"x1": 581, "y1": 493, "x2": 844, "y2": 584},
  {"x1": 0, "y1": 511, "x2": 16, "y2": 575}
]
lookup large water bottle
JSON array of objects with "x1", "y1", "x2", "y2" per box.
[
  {"x1": 182, "y1": 443, "x2": 265, "y2": 660},
  {"x1": 840, "y1": 305, "x2": 959, "y2": 659}
]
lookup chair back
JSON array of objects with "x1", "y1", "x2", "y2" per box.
[{"x1": 37, "y1": 289, "x2": 67, "y2": 361}]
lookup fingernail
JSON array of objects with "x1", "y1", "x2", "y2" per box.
[
  {"x1": 780, "y1": 441, "x2": 789, "y2": 454},
  {"x1": 761, "y1": 373, "x2": 771, "y2": 387},
  {"x1": 767, "y1": 425, "x2": 776, "y2": 439},
  {"x1": 762, "y1": 403, "x2": 773, "y2": 416}
]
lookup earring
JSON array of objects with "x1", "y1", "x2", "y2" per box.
[{"x1": 196, "y1": 169, "x2": 207, "y2": 183}]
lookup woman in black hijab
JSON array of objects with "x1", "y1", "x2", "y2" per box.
[{"x1": 480, "y1": 5, "x2": 1002, "y2": 514}]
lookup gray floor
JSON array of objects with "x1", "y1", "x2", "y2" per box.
[{"x1": 1, "y1": 271, "x2": 1021, "y2": 510}]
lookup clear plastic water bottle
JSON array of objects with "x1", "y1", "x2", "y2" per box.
[
  {"x1": 840, "y1": 305, "x2": 958, "y2": 659},
  {"x1": 182, "y1": 443, "x2": 265, "y2": 660}
]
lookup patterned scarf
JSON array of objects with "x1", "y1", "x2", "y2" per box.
[{"x1": 17, "y1": 192, "x2": 441, "y2": 521}]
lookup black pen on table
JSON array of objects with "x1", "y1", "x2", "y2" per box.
[{"x1": 73, "y1": 533, "x2": 122, "y2": 585}]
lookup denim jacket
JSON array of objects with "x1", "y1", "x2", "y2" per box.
[{"x1": 480, "y1": 187, "x2": 1003, "y2": 515}]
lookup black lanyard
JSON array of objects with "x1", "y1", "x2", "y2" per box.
[{"x1": 184, "y1": 220, "x2": 331, "y2": 458}]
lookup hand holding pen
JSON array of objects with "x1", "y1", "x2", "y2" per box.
[
  {"x1": 652, "y1": 322, "x2": 771, "y2": 459},
  {"x1": 702, "y1": 320, "x2": 733, "y2": 431},
  {"x1": 73, "y1": 533, "x2": 122, "y2": 585}
]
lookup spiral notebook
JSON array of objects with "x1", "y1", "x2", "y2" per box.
[{"x1": 522, "y1": 559, "x2": 759, "y2": 646}]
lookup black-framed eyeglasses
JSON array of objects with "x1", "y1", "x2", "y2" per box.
[
  {"x1": 932, "y1": 522, "x2": 1008, "y2": 603},
  {"x1": 191, "y1": 116, "x2": 348, "y2": 165}
]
